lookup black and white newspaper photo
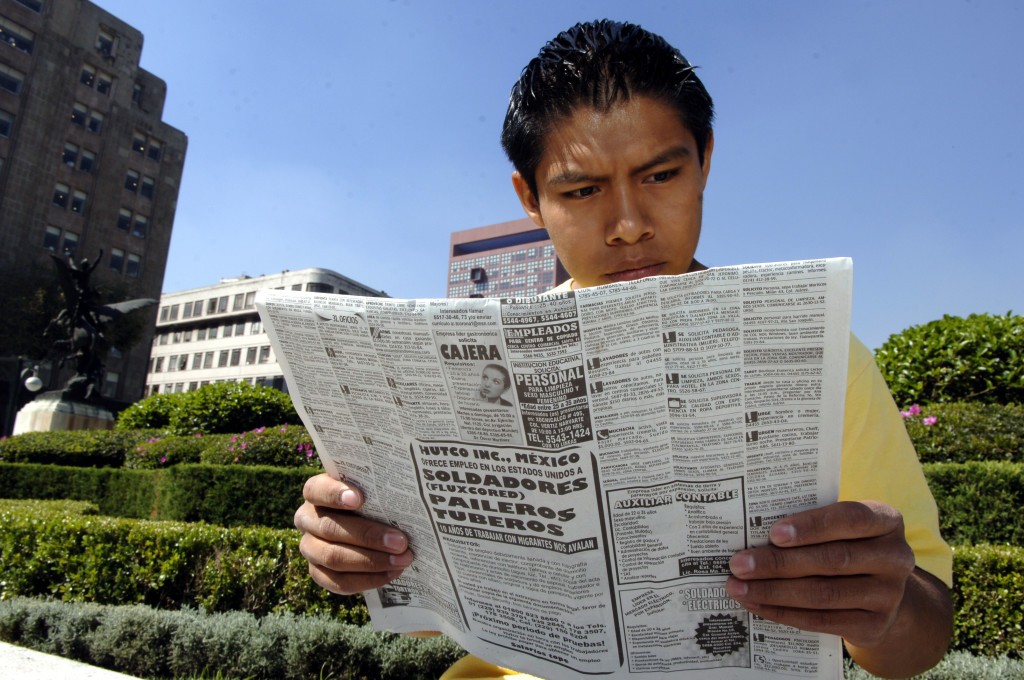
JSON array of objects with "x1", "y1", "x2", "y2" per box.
[{"x1": 256, "y1": 257, "x2": 853, "y2": 680}]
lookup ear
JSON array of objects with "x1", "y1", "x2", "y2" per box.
[
  {"x1": 699, "y1": 131, "x2": 714, "y2": 188},
  {"x1": 511, "y1": 171, "x2": 546, "y2": 229}
]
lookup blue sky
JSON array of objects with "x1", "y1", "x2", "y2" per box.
[{"x1": 97, "y1": 1, "x2": 1023, "y2": 351}]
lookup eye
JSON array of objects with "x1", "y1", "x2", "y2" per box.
[
  {"x1": 648, "y1": 169, "x2": 678, "y2": 183},
  {"x1": 565, "y1": 185, "x2": 598, "y2": 199}
]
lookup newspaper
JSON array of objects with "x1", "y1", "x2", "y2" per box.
[{"x1": 256, "y1": 258, "x2": 852, "y2": 680}]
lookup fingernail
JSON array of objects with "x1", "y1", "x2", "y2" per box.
[
  {"x1": 725, "y1": 578, "x2": 748, "y2": 598},
  {"x1": 383, "y1": 531, "x2": 407, "y2": 552},
  {"x1": 340, "y1": 490, "x2": 360, "y2": 508},
  {"x1": 730, "y1": 552, "x2": 755, "y2": 576},
  {"x1": 389, "y1": 551, "x2": 413, "y2": 568},
  {"x1": 770, "y1": 522, "x2": 797, "y2": 545}
]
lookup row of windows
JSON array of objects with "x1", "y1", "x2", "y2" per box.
[
  {"x1": 53, "y1": 182, "x2": 86, "y2": 213},
  {"x1": 131, "y1": 131, "x2": 162, "y2": 162},
  {"x1": 125, "y1": 169, "x2": 155, "y2": 198},
  {"x1": 0, "y1": 62, "x2": 23, "y2": 94},
  {"x1": 449, "y1": 245, "x2": 556, "y2": 273},
  {"x1": 155, "y1": 319, "x2": 262, "y2": 345},
  {"x1": 109, "y1": 247, "x2": 141, "y2": 277},
  {"x1": 71, "y1": 102, "x2": 104, "y2": 134},
  {"x1": 80, "y1": 63, "x2": 113, "y2": 95},
  {"x1": 43, "y1": 225, "x2": 77, "y2": 257},
  {"x1": 117, "y1": 208, "x2": 148, "y2": 238},
  {"x1": 159, "y1": 291, "x2": 257, "y2": 322},
  {"x1": 449, "y1": 257, "x2": 558, "y2": 285},
  {"x1": 146, "y1": 375, "x2": 286, "y2": 397},
  {"x1": 42, "y1": 225, "x2": 141, "y2": 277},
  {"x1": 62, "y1": 142, "x2": 96, "y2": 173},
  {"x1": 150, "y1": 345, "x2": 273, "y2": 374},
  {"x1": 0, "y1": 16, "x2": 34, "y2": 55}
]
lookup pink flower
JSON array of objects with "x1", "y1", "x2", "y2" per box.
[
  {"x1": 280, "y1": 426, "x2": 288, "y2": 433},
  {"x1": 254, "y1": 427, "x2": 265, "y2": 434},
  {"x1": 233, "y1": 456, "x2": 239, "y2": 463},
  {"x1": 159, "y1": 456, "x2": 167, "y2": 464},
  {"x1": 908, "y1": 404, "x2": 921, "y2": 416},
  {"x1": 228, "y1": 445, "x2": 235, "y2": 452},
  {"x1": 241, "y1": 442, "x2": 248, "y2": 450},
  {"x1": 306, "y1": 450, "x2": 313, "y2": 458},
  {"x1": 195, "y1": 433, "x2": 202, "y2": 438},
  {"x1": 147, "y1": 437, "x2": 160, "y2": 443},
  {"x1": 923, "y1": 416, "x2": 937, "y2": 426},
  {"x1": 900, "y1": 410, "x2": 912, "y2": 418},
  {"x1": 230, "y1": 435, "x2": 238, "y2": 442}
]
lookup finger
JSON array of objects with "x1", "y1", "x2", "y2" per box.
[
  {"x1": 302, "y1": 473, "x2": 364, "y2": 510},
  {"x1": 725, "y1": 574, "x2": 905, "y2": 613},
  {"x1": 728, "y1": 600, "x2": 894, "y2": 646},
  {"x1": 294, "y1": 502, "x2": 409, "y2": 554},
  {"x1": 768, "y1": 500, "x2": 904, "y2": 548},
  {"x1": 730, "y1": 534, "x2": 914, "y2": 580},
  {"x1": 307, "y1": 559, "x2": 406, "y2": 596},
  {"x1": 299, "y1": 532, "x2": 412, "y2": 579}
]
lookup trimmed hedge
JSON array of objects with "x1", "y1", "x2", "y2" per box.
[
  {"x1": 952, "y1": 545, "x2": 1024, "y2": 658},
  {"x1": 0, "y1": 429, "x2": 163, "y2": 467},
  {"x1": 0, "y1": 499, "x2": 365, "y2": 621},
  {"x1": 116, "y1": 381, "x2": 301, "y2": 435},
  {"x1": 924, "y1": 462, "x2": 1024, "y2": 546},
  {"x1": 0, "y1": 462, "x2": 316, "y2": 528},
  {"x1": 846, "y1": 651, "x2": 1024, "y2": 679},
  {"x1": 875, "y1": 312, "x2": 1024, "y2": 405},
  {"x1": 0, "y1": 596, "x2": 465, "y2": 680},
  {"x1": 904, "y1": 402, "x2": 1023, "y2": 464}
]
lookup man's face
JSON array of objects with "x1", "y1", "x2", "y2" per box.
[
  {"x1": 480, "y1": 367, "x2": 507, "y2": 400},
  {"x1": 513, "y1": 96, "x2": 713, "y2": 289}
]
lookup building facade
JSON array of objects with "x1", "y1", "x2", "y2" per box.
[
  {"x1": 146, "y1": 268, "x2": 386, "y2": 396},
  {"x1": 447, "y1": 217, "x2": 569, "y2": 298},
  {"x1": 0, "y1": 0, "x2": 186, "y2": 402}
]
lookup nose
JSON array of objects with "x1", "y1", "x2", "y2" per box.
[{"x1": 605, "y1": 186, "x2": 653, "y2": 245}]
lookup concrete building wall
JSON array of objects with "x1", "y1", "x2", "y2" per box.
[{"x1": 0, "y1": 0, "x2": 186, "y2": 403}]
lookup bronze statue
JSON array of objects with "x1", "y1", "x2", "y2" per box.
[{"x1": 44, "y1": 251, "x2": 155, "y2": 402}]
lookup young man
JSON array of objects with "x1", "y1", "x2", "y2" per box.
[{"x1": 294, "y1": 20, "x2": 952, "y2": 679}]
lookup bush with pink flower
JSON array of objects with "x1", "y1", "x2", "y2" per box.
[{"x1": 198, "y1": 424, "x2": 319, "y2": 468}]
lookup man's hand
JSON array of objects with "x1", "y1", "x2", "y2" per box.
[
  {"x1": 294, "y1": 473, "x2": 413, "y2": 596},
  {"x1": 726, "y1": 500, "x2": 951, "y2": 677}
]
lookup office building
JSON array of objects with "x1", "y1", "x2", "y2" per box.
[
  {"x1": 146, "y1": 268, "x2": 387, "y2": 396},
  {"x1": 0, "y1": 0, "x2": 187, "y2": 402},
  {"x1": 447, "y1": 217, "x2": 569, "y2": 298}
]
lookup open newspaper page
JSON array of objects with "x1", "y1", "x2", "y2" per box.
[{"x1": 257, "y1": 258, "x2": 852, "y2": 680}]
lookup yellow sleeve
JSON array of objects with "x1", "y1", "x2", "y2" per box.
[
  {"x1": 839, "y1": 335, "x2": 952, "y2": 587},
  {"x1": 439, "y1": 655, "x2": 540, "y2": 680}
]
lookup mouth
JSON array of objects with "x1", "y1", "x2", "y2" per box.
[{"x1": 606, "y1": 262, "x2": 665, "y2": 283}]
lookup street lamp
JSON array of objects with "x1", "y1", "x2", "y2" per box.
[{"x1": 22, "y1": 366, "x2": 43, "y2": 393}]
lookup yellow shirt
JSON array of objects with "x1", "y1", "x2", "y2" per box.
[{"x1": 440, "y1": 282, "x2": 951, "y2": 680}]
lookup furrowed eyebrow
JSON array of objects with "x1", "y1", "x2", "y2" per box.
[
  {"x1": 632, "y1": 145, "x2": 692, "y2": 176},
  {"x1": 545, "y1": 144, "x2": 694, "y2": 187}
]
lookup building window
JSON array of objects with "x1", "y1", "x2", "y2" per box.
[
  {"x1": 132, "y1": 132, "x2": 145, "y2": 154},
  {"x1": 71, "y1": 103, "x2": 87, "y2": 126},
  {"x1": 13, "y1": 0, "x2": 42, "y2": 12},
  {"x1": 132, "y1": 215, "x2": 147, "y2": 238},
  {"x1": 245, "y1": 347, "x2": 257, "y2": 365},
  {"x1": 229, "y1": 349, "x2": 241, "y2": 367},
  {"x1": 132, "y1": 82, "x2": 143, "y2": 105},
  {"x1": 140, "y1": 176, "x2": 154, "y2": 199},
  {"x1": 217, "y1": 296, "x2": 228, "y2": 313},
  {"x1": 0, "y1": 109, "x2": 13, "y2": 138},
  {"x1": 306, "y1": 282, "x2": 333, "y2": 293},
  {"x1": 80, "y1": 64, "x2": 96, "y2": 87},
  {"x1": 206, "y1": 298, "x2": 217, "y2": 315},
  {"x1": 158, "y1": 333, "x2": 168, "y2": 345},
  {"x1": 147, "y1": 139, "x2": 161, "y2": 162},
  {"x1": 159, "y1": 306, "x2": 169, "y2": 321},
  {"x1": 250, "y1": 320, "x2": 260, "y2": 334},
  {"x1": 96, "y1": 28, "x2": 114, "y2": 55},
  {"x1": 217, "y1": 350, "x2": 229, "y2": 367},
  {"x1": 87, "y1": 110, "x2": 103, "y2": 134},
  {"x1": 125, "y1": 253, "x2": 140, "y2": 277},
  {"x1": 258, "y1": 346, "x2": 271, "y2": 363},
  {"x1": 0, "y1": 63, "x2": 24, "y2": 94},
  {"x1": 62, "y1": 143, "x2": 79, "y2": 167},
  {"x1": 43, "y1": 226, "x2": 61, "y2": 251},
  {"x1": 207, "y1": 325, "x2": 218, "y2": 339},
  {"x1": 232, "y1": 293, "x2": 243, "y2": 311},
  {"x1": 0, "y1": 17, "x2": 34, "y2": 54},
  {"x1": 154, "y1": 357, "x2": 164, "y2": 373},
  {"x1": 203, "y1": 352, "x2": 214, "y2": 369},
  {"x1": 96, "y1": 73, "x2": 112, "y2": 95},
  {"x1": 192, "y1": 353, "x2": 203, "y2": 370},
  {"x1": 117, "y1": 208, "x2": 131, "y2": 231},
  {"x1": 124, "y1": 170, "x2": 139, "y2": 192},
  {"x1": 109, "y1": 248, "x2": 124, "y2": 273},
  {"x1": 222, "y1": 323, "x2": 232, "y2": 338},
  {"x1": 169, "y1": 304, "x2": 179, "y2": 321},
  {"x1": 244, "y1": 291, "x2": 255, "y2": 308},
  {"x1": 53, "y1": 183, "x2": 69, "y2": 208},
  {"x1": 291, "y1": 284, "x2": 302, "y2": 290},
  {"x1": 191, "y1": 301, "x2": 202, "y2": 318},
  {"x1": 71, "y1": 190, "x2": 87, "y2": 214},
  {"x1": 79, "y1": 150, "x2": 95, "y2": 173},
  {"x1": 196, "y1": 327, "x2": 206, "y2": 341},
  {"x1": 182, "y1": 329, "x2": 191, "y2": 342},
  {"x1": 101, "y1": 371, "x2": 119, "y2": 398},
  {"x1": 182, "y1": 302, "x2": 192, "y2": 319},
  {"x1": 177, "y1": 355, "x2": 188, "y2": 371},
  {"x1": 234, "y1": 322, "x2": 245, "y2": 336}
]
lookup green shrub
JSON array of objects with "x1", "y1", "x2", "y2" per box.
[
  {"x1": 116, "y1": 382, "x2": 301, "y2": 435},
  {"x1": 0, "y1": 499, "x2": 364, "y2": 620},
  {"x1": 124, "y1": 434, "x2": 207, "y2": 469},
  {"x1": 0, "y1": 429, "x2": 162, "y2": 467},
  {"x1": 0, "y1": 462, "x2": 316, "y2": 528},
  {"x1": 951, "y1": 545, "x2": 1024, "y2": 658},
  {"x1": 875, "y1": 312, "x2": 1024, "y2": 406},
  {"x1": 904, "y1": 402, "x2": 1023, "y2": 463},
  {"x1": 0, "y1": 597, "x2": 466, "y2": 680},
  {"x1": 923, "y1": 462, "x2": 1024, "y2": 546},
  {"x1": 199, "y1": 424, "x2": 319, "y2": 468}
]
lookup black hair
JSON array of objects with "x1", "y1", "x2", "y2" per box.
[{"x1": 501, "y1": 19, "x2": 714, "y2": 197}]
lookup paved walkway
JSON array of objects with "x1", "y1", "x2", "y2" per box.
[{"x1": 0, "y1": 641, "x2": 141, "y2": 679}]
